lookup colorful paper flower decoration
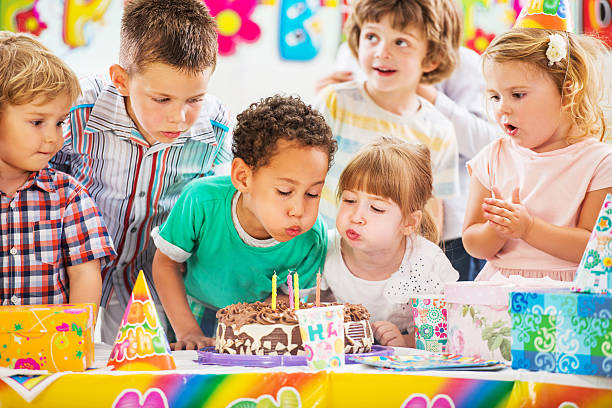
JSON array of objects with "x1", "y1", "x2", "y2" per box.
[
  {"x1": 205, "y1": 0, "x2": 261, "y2": 56},
  {"x1": 15, "y1": 6, "x2": 47, "y2": 37},
  {"x1": 465, "y1": 28, "x2": 495, "y2": 55}
]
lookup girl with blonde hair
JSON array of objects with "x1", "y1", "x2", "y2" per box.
[
  {"x1": 463, "y1": 28, "x2": 612, "y2": 281},
  {"x1": 317, "y1": 138, "x2": 458, "y2": 347}
]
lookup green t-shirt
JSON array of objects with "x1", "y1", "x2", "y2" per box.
[{"x1": 155, "y1": 176, "x2": 327, "y2": 309}]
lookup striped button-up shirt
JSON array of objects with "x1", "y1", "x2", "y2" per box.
[
  {"x1": 0, "y1": 167, "x2": 116, "y2": 305},
  {"x1": 51, "y1": 77, "x2": 231, "y2": 309}
]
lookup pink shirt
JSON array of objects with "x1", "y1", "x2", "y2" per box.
[{"x1": 468, "y1": 137, "x2": 612, "y2": 273}]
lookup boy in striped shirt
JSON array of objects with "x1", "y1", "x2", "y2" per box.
[
  {"x1": 0, "y1": 33, "x2": 115, "y2": 306},
  {"x1": 313, "y1": 0, "x2": 461, "y2": 230},
  {"x1": 51, "y1": 0, "x2": 231, "y2": 343}
]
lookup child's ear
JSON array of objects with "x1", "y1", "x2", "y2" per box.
[
  {"x1": 402, "y1": 210, "x2": 423, "y2": 235},
  {"x1": 109, "y1": 64, "x2": 130, "y2": 96},
  {"x1": 231, "y1": 158, "x2": 252, "y2": 193},
  {"x1": 422, "y1": 58, "x2": 440, "y2": 74}
]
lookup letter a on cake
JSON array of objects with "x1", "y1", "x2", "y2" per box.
[
  {"x1": 107, "y1": 270, "x2": 176, "y2": 370},
  {"x1": 573, "y1": 194, "x2": 612, "y2": 295},
  {"x1": 513, "y1": 0, "x2": 573, "y2": 32}
]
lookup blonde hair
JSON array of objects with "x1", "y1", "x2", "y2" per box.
[
  {"x1": 0, "y1": 31, "x2": 80, "y2": 111},
  {"x1": 344, "y1": 0, "x2": 462, "y2": 84},
  {"x1": 483, "y1": 28, "x2": 606, "y2": 143},
  {"x1": 337, "y1": 137, "x2": 439, "y2": 243}
]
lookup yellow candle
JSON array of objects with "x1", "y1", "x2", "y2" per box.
[
  {"x1": 294, "y1": 272, "x2": 299, "y2": 310},
  {"x1": 271, "y1": 272, "x2": 277, "y2": 310}
]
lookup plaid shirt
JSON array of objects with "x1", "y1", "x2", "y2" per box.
[
  {"x1": 51, "y1": 77, "x2": 231, "y2": 309},
  {"x1": 0, "y1": 167, "x2": 116, "y2": 305}
]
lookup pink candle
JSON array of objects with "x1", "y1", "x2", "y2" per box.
[
  {"x1": 315, "y1": 272, "x2": 321, "y2": 307},
  {"x1": 287, "y1": 272, "x2": 294, "y2": 309}
]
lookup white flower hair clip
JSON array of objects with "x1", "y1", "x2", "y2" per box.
[{"x1": 546, "y1": 33, "x2": 567, "y2": 66}]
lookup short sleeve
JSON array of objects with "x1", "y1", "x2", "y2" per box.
[
  {"x1": 588, "y1": 152, "x2": 612, "y2": 191},
  {"x1": 433, "y1": 252, "x2": 460, "y2": 283},
  {"x1": 430, "y1": 122, "x2": 460, "y2": 199},
  {"x1": 152, "y1": 181, "x2": 205, "y2": 262},
  {"x1": 466, "y1": 140, "x2": 496, "y2": 190},
  {"x1": 313, "y1": 85, "x2": 337, "y2": 133},
  {"x1": 62, "y1": 187, "x2": 116, "y2": 266}
]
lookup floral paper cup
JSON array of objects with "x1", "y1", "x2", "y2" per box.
[
  {"x1": 411, "y1": 295, "x2": 448, "y2": 353},
  {"x1": 295, "y1": 305, "x2": 345, "y2": 370}
]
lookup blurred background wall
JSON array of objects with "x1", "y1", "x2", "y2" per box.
[{"x1": 1, "y1": 0, "x2": 610, "y2": 140}]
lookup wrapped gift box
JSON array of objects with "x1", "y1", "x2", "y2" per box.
[
  {"x1": 445, "y1": 275, "x2": 572, "y2": 362},
  {"x1": 445, "y1": 281, "x2": 514, "y2": 362},
  {"x1": 0, "y1": 303, "x2": 97, "y2": 372},
  {"x1": 510, "y1": 290, "x2": 611, "y2": 377}
]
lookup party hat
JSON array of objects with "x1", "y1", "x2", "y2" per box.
[
  {"x1": 513, "y1": 0, "x2": 573, "y2": 32},
  {"x1": 107, "y1": 271, "x2": 176, "y2": 370},
  {"x1": 573, "y1": 194, "x2": 612, "y2": 295}
]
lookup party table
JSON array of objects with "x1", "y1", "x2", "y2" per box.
[{"x1": 0, "y1": 344, "x2": 610, "y2": 408}]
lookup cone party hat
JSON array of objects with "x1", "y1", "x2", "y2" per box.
[
  {"x1": 107, "y1": 270, "x2": 176, "y2": 370},
  {"x1": 513, "y1": 0, "x2": 573, "y2": 32},
  {"x1": 573, "y1": 194, "x2": 612, "y2": 295}
]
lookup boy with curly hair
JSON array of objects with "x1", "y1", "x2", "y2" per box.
[
  {"x1": 314, "y1": 0, "x2": 461, "y2": 230},
  {"x1": 152, "y1": 95, "x2": 337, "y2": 350},
  {"x1": 0, "y1": 32, "x2": 115, "y2": 306},
  {"x1": 51, "y1": 0, "x2": 231, "y2": 343}
]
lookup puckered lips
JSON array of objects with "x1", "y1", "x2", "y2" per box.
[
  {"x1": 285, "y1": 226, "x2": 302, "y2": 238},
  {"x1": 345, "y1": 228, "x2": 360, "y2": 241}
]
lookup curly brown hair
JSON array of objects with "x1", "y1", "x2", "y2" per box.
[{"x1": 232, "y1": 95, "x2": 337, "y2": 170}]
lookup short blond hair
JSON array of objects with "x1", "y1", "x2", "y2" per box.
[
  {"x1": 344, "y1": 0, "x2": 462, "y2": 85},
  {"x1": 338, "y1": 137, "x2": 439, "y2": 243},
  {"x1": 483, "y1": 28, "x2": 607, "y2": 143},
  {"x1": 0, "y1": 31, "x2": 80, "y2": 111}
]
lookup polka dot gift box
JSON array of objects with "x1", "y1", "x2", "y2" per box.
[{"x1": 0, "y1": 303, "x2": 96, "y2": 372}]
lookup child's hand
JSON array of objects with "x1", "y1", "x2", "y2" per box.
[
  {"x1": 482, "y1": 187, "x2": 534, "y2": 239},
  {"x1": 315, "y1": 70, "x2": 353, "y2": 93},
  {"x1": 172, "y1": 332, "x2": 214, "y2": 351},
  {"x1": 372, "y1": 321, "x2": 408, "y2": 347}
]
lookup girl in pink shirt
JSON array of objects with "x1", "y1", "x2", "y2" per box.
[{"x1": 463, "y1": 28, "x2": 612, "y2": 281}]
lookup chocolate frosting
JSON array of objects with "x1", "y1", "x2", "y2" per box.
[{"x1": 216, "y1": 301, "x2": 370, "y2": 329}]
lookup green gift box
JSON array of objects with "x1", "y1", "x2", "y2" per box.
[{"x1": 510, "y1": 290, "x2": 611, "y2": 376}]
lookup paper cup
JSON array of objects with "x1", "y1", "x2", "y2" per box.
[
  {"x1": 295, "y1": 305, "x2": 345, "y2": 370},
  {"x1": 411, "y1": 295, "x2": 448, "y2": 353}
]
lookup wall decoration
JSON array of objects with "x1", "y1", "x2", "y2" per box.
[
  {"x1": 461, "y1": 0, "x2": 522, "y2": 54},
  {"x1": 0, "y1": 0, "x2": 46, "y2": 35},
  {"x1": 206, "y1": 0, "x2": 262, "y2": 56},
  {"x1": 62, "y1": 0, "x2": 110, "y2": 48},
  {"x1": 279, "y1": 0, "x2": 322, "y2": 60},
  {"x1": 583, "y1": 0, "x2": 612, "y2": 47}
]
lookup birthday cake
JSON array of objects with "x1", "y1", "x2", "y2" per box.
[{"x1": 215, "y1": 302, "x2": 373, "y2": 355}]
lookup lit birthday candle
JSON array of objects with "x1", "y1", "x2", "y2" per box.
[
  {"x1": 294, "y1": 271, "x2": 299, "y2": 310},
  {"x1": 287, "y1": 272, "x2": 294, "y2": 309},
  {"x1": 271, "y1": 272, "x2": 277, "y2": 310},
  {"x1": 315, "y1": 272, "x2": 321, "y2": 307}
]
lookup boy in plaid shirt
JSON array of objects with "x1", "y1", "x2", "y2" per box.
[{"x1": 0, "y1": 32, "x2": 115, "y2": 306}]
